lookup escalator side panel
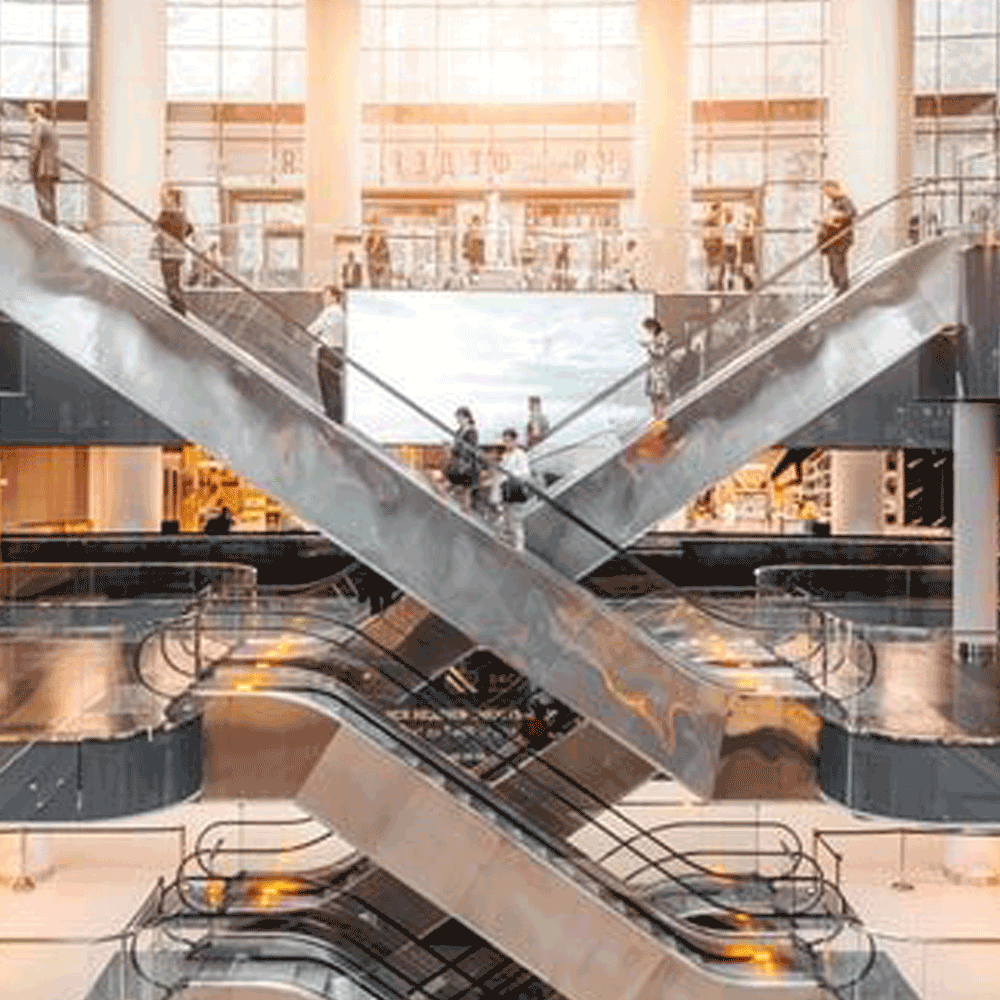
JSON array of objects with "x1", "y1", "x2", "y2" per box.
[
  {"x1": 525, "y1": 237, "x2": 962, "y2": 580},
  {"x1": 0, "y1": 205, "x2": 728, "y2": 796}
]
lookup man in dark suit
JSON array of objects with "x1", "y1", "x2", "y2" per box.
[{"x1": 28, "y1": 103, "x2": 60, "y2": 226}]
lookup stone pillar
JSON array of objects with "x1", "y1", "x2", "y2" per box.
[
  {"x1": 305, "y1": 0, "x2": 362, "y2": 289},
  {"x1": 827, "y1": 0, "x2": 914, "y2": 265},
  {"x1": 636, "y1": 0, "x2": 689, "y2": 293},
  {"x1": 830, "y1": 451, "x2": 884, "y2": 535},
  {"x1": 88, "y1": 0, "x2": 166, "y2": 249},
  {"x1": 951, "y1": 401, "x2": 1000, "y2": 730},
  {"x1": 87, "y1": 446, "x2": 163, "y2": 532}
]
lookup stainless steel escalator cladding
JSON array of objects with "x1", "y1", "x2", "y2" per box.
[{"x1": 524, "y1": 235, "x2": 964, "y2": 581}]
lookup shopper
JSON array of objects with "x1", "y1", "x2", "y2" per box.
[
  {"x1": 364, "y1": 217, "x2": 392, "y2": 289},
  {"x1": 446, "y1": 406, "x2": 480, "y2": 514},
  {"x1": 640, "y1": 316, "x2": 672, "y2": 421},
  {"x1": 525, "y1": 395, "x2": 550, "y2": 449},
  {"x1": 819, "y1": 180, "x2": 857, "y2": 295},
  {"x1": 703, "y1": 202, "x2": 726, "y2": 292},
  {"x1": 308, "y1": 284, "x2": 346, "y2": 423},
  {"x1": 462, "y1": 215, "x2": 486, "y2": 283},
  {"x1": 737, "y1": 202, "x2": 758, "y2": 291},
  {"x1": 155, "y1": 187, "x2": 194, "y2": 316},
  {"x1": 497, "y1": 428, "x2": 531, "y2": 552},
  {"x1": 27, "y1": 102, "x2": 60, "y2": 226},
  {"x1": 341, "y1": 251, "x2": 363, "y2": 289}
]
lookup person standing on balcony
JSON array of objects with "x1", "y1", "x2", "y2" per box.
[
  {"x1": 703, "y1": 202, "x2": 725, "y2": 292},
  {"x1": 154, "y1": 187, "x2": 193, "y2": 316},
  {"x1": 462, "y1": 215, "x2": 486, "y2": 284},
  {"x1": 525, "y1": 396, "x2": 550, "y2": 449},
  {"x1": 364, "y1": 216, "x2": 391, "y2": 289},
  {"x1": 308, "y1": 284, "x2": 346, "y2": 423},
  {"x1": 341, "y1": 250, "x2": 363, "y2": 290},
  {"x1": 819, "y1": 180, "x2": 857, "y2": 295},
  {"x1": 27, "y1": 102, "x2": 60, "y2": 226}
]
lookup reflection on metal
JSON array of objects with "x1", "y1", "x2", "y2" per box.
[
  {"x1": 524, "y1": 237, "x2": 964, "y2": 581},
  {"x1": 193, "y1": 666, "x2": 827, "y2": 1000},
  {"x1": 0, "y1": 203, "x2": 737, "y2": 797}
]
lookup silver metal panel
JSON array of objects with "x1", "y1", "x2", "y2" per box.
[
  {"x1": 523, "y1": 238, "x2": 964, "y2": 580},
  {"x1": 0, "y1": 204, "x2": 735, "y2": 797},
  {"x1": 194, "y1": 673, "x2": 823, "y2": 1000}
]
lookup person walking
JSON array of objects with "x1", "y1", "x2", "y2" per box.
[
  {"x1": 364, "y1": 217, "x2": 391, "y2": 289},
  {"x1": 819, "y1": 180, "x2": 857, "y2": 295},
  {"x1": 703, "y1": 202, "x2": 725, "y2": 292},
  {"x1": 27, "y1": 102, "x2": 60, "y2": 226},
  {"x1": 496, "y1": 428, "x2": 531, "y2": 552},
  {"x1": 640, "y1": 316, "x2": 672, "y2": 421},
  {"x1": 445, "y1": 407, "x2": 480, "y2": 514},
  {"x1": 737, "y1": 202, "x2": 758, "y2": 291},
  {"x1": 308, "y1": 284, "x2": 346, "y2": 423},
  {"x1": 155, "y1": 187, "x2": 194, "y2": 316},
  {"x1": 341, "y1": 251, "x2": 363, "y2": 289},
  {"x1": 525, "y1": 395, "x2": 550, "y2": 449}
]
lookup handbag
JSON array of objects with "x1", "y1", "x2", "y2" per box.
[{"x1": 501, "y1": 479, "x2": 529, "y2": 504}]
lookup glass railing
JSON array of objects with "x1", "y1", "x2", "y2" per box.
[
  {"x1": 137, "y1": 596, "x2": 877, "y2": 993},
  {"x1": 0, "y1": 132, "x2": 879, "y2": 709},
  {"x1": 529, "y1": 177, "x2": 978, "y2": 472}
]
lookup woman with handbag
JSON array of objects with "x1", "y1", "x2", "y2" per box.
[
  {"x1": 446, "y1": 406, "x2": 480, "y2": 513},
  {"x1": 497, "y1": 428, "x2": 531, "y2": 552}
]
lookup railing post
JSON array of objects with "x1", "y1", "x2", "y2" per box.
[
  {"x1": 11, "y1": 827, "x2": 33, "y2": 892},
  {"x1": 891, "y1": 829, "x2": 915, "y2": 891}
]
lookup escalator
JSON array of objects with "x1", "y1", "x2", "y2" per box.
[
  {"x1": 135, "y1": 599, "x2": 880, "y2": 1000},
  {"x1": 523, "y1": 194, "x2": 964, "y2": 580},
  {"x1": 0, "y1": 142, "x2": 837, "y2": 798}
]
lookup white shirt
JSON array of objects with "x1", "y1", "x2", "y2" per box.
[
  {"x1": 500, "y1": 444, "x2": 531, "y2": 481},
  {"x1": 308, "y1": 303, "x2": 345, "y2": 355}
]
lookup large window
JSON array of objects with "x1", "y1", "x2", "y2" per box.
[
  {"x1": 165, "y1": 0, "x2": 306, "y2": 282},
  {"x1": 361, "y1": 1, "x2": 637, "y2": 104},
  {"x1": 689, "y1": 0, "x2": 830, "y2": 286},
  {"x1": 0, "y1": 0, "x2": 89, "y2": 224}
]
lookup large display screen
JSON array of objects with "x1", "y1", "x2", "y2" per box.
[{"x1": 345, "y1": 291, "x2": 654, "y2": 449}]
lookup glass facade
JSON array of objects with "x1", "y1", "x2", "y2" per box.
[
  {"x1": 165, "y1": 0, "x2": 307, "y2": 283},
  {"x1": 690, "y1": 0, "x2": 830, "y2": 283},
  {"x1": 0, "y1": 0, "x2": 89, "y2": 224}
]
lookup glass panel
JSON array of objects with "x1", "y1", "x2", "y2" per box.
[
  {"x1": 168, "y1": 5, "x2": 220, "y2": 47},
  {"x1": 0, "y1": 2, "x2": 54, "y2": 43},
  {"x1": 548, "y1": 7, "x2": 599, "y2": 46},
  {"x1": 385, "y1": 6, "x2": 435, "y2": 47},
  {"x1": 601, "y1": 6, "x2": 636, "y2": 45},
  {"x1": 492, "y1": 8, "x2": 543, "y2": 49},
  {"x1": 766, "y1": 138, "x2": 822, "y2": 181},
  {"x1": 359, "y1": 49, "x2": 382, "y2": 101},
  {"x1": 705, "y1": 2, "x2": 765, "y2": 44},
  {"x1": 385, "y1": 48, "x2": 437, "y2": 102},
  {"x1": 222, "y1": 7, "x2": 273, "y2": 47},
  {"x1": 222, "y1": 139, "x2": 272, "y2": 177},
  {"x1": 361, "y1": 4, "x2": 383, "y2": 48},
  {"x1": 276, "y1": 7, "x2": 305, "y2": 47},
  {"x1": 276, "y1": 48, "x2": 304, "y2": 101},
  {"x1": 493, "y1": 50, "x2": 543, "y2": 99},
  {"x1": 710, "y1": 45, "x2": 765, "y2": 96},
  {"x1": 601, "y1": 47, "x2": 637, "y2": 101},
  {"x1": 439, "y1": 9, "x2": 489, "y2": 49},
  {"x1": 706, "y1": 140, "x2": 764, "y2": 184},
  {"x1": 939, "y1": 0, "x2": 995, "y2": 34},
  {"x1": 915, "y1": 0, "x2": 939, "y2": 34},
  {"x1": 167, "y1": 138, "x2": 219, "y2": 180},
  {"x1": 222, "y1": 48, "x2": 273, "y2": 101},
  {"x1": 178, "y1": 183, "x2": 219, "y2": 225},
  {"x1": 55, "y1": 43, "x2": 86, "y2": 97},
  {"x1": 548, "y1": 49, "x2": 599, "y2": 98},
  {"x1": 915, "y1": 38, "x2": 939, "y2": 91},
  {"x1": 691, "y1": 4, "x2": 711, "y2": 45},
  {"x1": 439, "y1": 49, "x2": 489, "y2": 99},
  {"x1": 1, "y1": 44, "x2": 54, "y2": 97},
  {"x1": 939, "y1": 36, "x2": 995, "y2": 91},
  {"x1": 168, "y1": 48, "x2": 220, "y2": 99},
  {"x1": 767, "y1": 1, "x2": 823, "y2": 42},
  {"x1": 54, "y1": 2, "x2": 86, "y2": 43},
  {"x1": 690, "y1": 46, "x2": 711, "y2": 98},
  {"x1": 767, "y1": 44, "x2": 822, "y2": 95}
]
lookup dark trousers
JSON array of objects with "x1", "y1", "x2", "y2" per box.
[
  {"x1": 160, "y1": 259, "x2": 187, "y2": 315},
  {"x1": 826, "y1": 250, "x2": 850, "y2": 294},
  {"x1": 317, "y1": 345, "x2": 344, "y2": 423},
  {"x1": 32, "y1": 177, "x2": 57, "y2": 226}
]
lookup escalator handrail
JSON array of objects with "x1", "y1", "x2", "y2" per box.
[{"x1": 532, "y1": 175, "x2": 961, "y2": 453}]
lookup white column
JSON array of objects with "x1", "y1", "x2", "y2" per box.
[
  {"x1": 827, "y1": 0, "x2": 914, "y2": 263},
  {"x1": 636, "y1": 0, "x2": 690, "y2": 293},
  {"x1": 88, "y1": 0, "x2": 166, "y2": 231},
  {"x1": 830, "y1": 451, "x2": 884, "y2": 535},
  {"x1": 87, "y1": 446, "x2": 163, "y2": 532},
  {"x1": 953, "y1": 403, "x2": 999, "y2": 643},
  {"x1": 305, "y1": 0, "x2": 362, "y2": 288}
]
